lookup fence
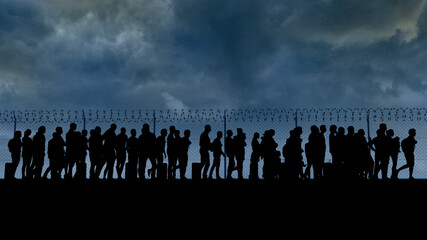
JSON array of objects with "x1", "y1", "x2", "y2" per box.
[{"x1": 1, "y1": 108, "x2": 426, "y2": 180}]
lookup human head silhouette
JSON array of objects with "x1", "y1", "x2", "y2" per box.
[
  {"x1": 111, "y1": 123, "x2": 117, "y2": 131},
  {"x1": 217, "y1": 131, "x2": 223, "y2": 138},
  {"x1": 55, "y1": 126, "x2": 63, "y2": 135},
  {"x1": 70, "y1": 123, "x2": 77, "y2": 131},
  {"x1": 184, "y1": 129, "x2": 190, "y2": 138},
  {"x1": 38, "y1": 126, "x2": 46, "y2": 134},
  {"x1": 205, "y1": 125, "x2": 211, "y2": 133},
  {"x1": 330, "y1": 125, "x2": 337, "y2": 133},
  {"x1": 227, "y1": 129, "x2": 233, "y2": 137},
  {"x1": 24, "y1": 129, "x2": 31, "y2": 137},
  {"x1": 386, "y1": 129, "x2": 394, "y2": 137},
  {"x1": 409, "y1": 128, "x2": 416, "y2": 137},
  {"x1": 161, "y1": 128, "x2": 168, "y2": 137},
  {"x1": 14, "y1": 131, "x2": 21, "y2": 139},
  {"x1": 253, "y1": 132, "x2": 259, "y2": 139},
  {"x1": 130, "y1": 129, "x2": 136, "y2": 137}
]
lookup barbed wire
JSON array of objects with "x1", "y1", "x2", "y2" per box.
[{"x1": 0, "y1": 108, "x2": 426, "y2": 124}]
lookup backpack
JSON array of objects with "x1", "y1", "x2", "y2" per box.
[{"x1": 401, "y1": 138, "x2": 409, "y2": 153}]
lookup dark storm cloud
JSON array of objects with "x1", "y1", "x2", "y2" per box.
[{"x1": 1, "y1": 0, "x2": 427, "y2": 109}]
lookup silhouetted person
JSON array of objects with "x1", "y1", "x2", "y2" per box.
[
  {"x1": 174, "y1": 130, "x2": 183, "y2": 179},
  {"x1": 199, "y1": 125, "x2": 212, "y2": 179},
  {"x1": 234, "y1": 128, "x2": 247, "y2": 180},
  {"x1": 209, "y1": 131, "x2": 225, "y2": 179},
  {"x1": 76, "y1": 129, "x2": 88, "y2": 179},
  {"x1": 282, "y1": 127, "x2": 304, "y2": 180},
  {"x1": 249, "y1": 132, "x2": 261, "y2": 180},
  {"x1": 43, "y1": 127, "x2": 65, "y2": 179},
  {"x1": 22, "y1": 129, "x2": 33, "y2": 179},
  {"x1": 103, "y1": 124, "x2": 117, "y2": 180},
  {"x1": 8, "y1": 130, "x2": 22, "y2": 179},
  {"x1": 304, "y1": 125, "x2": 319, "y2": 179},
  {"x1": 329, "y1": 125, "x2": 338, "y2": 165},
  {"x1": 178, "y1": 129, "x2": 191, "y2": 179},
  {"x1": 138, "y1": 123, "x2": 156, "y2": 179},
  {"x1": 344, "y1": 126, "x2": 357, "y2": 178},
  {"x1": 126, "y1": 129, "x2": 139, "y2": 180},
  {"x1": 335, "y1": 127, "x2": 346, "y2": 168},
  {"x1": 354, "y1": 129, "x2": 374, "y2": 179},
  {"x1": 89, "y1": 126, "x2": 103, "y2": 179},
  {"x1": 262, "y1": 129, "x2": 279, "y2": 180},
  {"x1": 370, "y1": 124, "x2": 388, "y2": 180},
  {"x1": 386, "y1": 129, "x2": 400, "y2": 180},
  {"x1": 116, "y1": 127, "x2": 128, "y2": 179},
  {"x1": 397, "y1": 128, "x2": 417, "y2": 179},
  {"x1": 65, "y1": 123, "x2": 78, "y2": 179},
  {"x1": 155, "y1": 128, "x2": 168, "y2": 177},
  {"x1": 317, "y1": 125, "x2": 327, "y2": 178},
  {"x1": 225, "y1": 130, "x2": 235, "y2": 179},
  {"x1": 31, "y1": 126, "x2": 46, "y2": 179},
  {"x1": 167, "y1": 126, "x2": 177, "y2": 179}
]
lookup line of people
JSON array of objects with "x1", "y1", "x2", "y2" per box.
[{"x1": 6, "y1": 122, "x2": 418, "y2": 181}]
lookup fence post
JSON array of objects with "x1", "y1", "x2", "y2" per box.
[
  {"x1": 82, "y1": 110, "x2": 86, "y2": 130},
  {"x1": 223, "y1": 109, "x2": 227, "y2": 179},
  {"x1": 295, "y1": 108, "x2": 299, "y2": 128},
  {"x1": 366, "y1": 109, "x2": 370, "y2": 140},
  {"x1": 13, "y1": 110, "x2": 16, "y2": 135},
  {"x1": 153, "y1": 110, "x2": 156, "y2": 136}
]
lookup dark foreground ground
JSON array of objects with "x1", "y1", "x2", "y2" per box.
[{"x1": 1, "y1": 178, "x2": 425, "y2": 237}]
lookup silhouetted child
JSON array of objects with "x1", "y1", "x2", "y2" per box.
[
  {"x1": 397, "y1": 128, "x2": 417, "y2": 179},
  {"x1": 8, "y1": 130, "x2": 22, "y2": 179},
  {"x1": 209, "y1": 131, "x2": 225, "y2": 179}
]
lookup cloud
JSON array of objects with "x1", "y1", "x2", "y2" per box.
[
  {"x1": 283, "y1": 0, "x2": 427, "y2": 47},
  {"x1": 1, "y1": 0, "x2": 427, "y2": 110},
  {"x1": 161, "y1": 92, "x2": 189, "y2": 110}
]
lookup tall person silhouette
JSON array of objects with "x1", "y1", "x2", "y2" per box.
[
  {"x1": 116, "y1": 127, "x2": 128, "y2": 180},
  {"x1": 8, "y1": 130, "x2": 22, "y2": 179},
  {"x1": 22, "y1": 129, "x2": 33, "y2": 179},
  {"x1": 225, "y1": 130, "x2": 235, "y2": 179},
  {"x1": 209, "y1": 131, "x2": 225, "y2": 179},
  {"x1": 65, "y1": 123, "x2": 78, "y2": 179},
  {"x1": 138, "y1": 123, "x2": 156, "y2": 179},
  {"x1": 103, "y1": 124, "x2": 117, "y2": 180},
  {"x1": 179, "y1": 129, "x2": 191, "y2": 179},
  {"x1": 116, "y1": 127, "x2": 128, "y2": 179},
  {"x1": 249, "y1": 132, "x2": 261, "y2": 180},
  {"x1": 155, "y1": 128, "x2": 168, "y2": 178},
  {"x1": 234, "y1": 128, "x2": 246, "y2": 180},
  {"x1": 397, "y1": 128, "x2": 417, "y2": 180},
  {"x1": 199, "y1": 125, "x2": 212, "y2": 179},
  {"x1": 386, "y1": 129, "x2": 400, "y2": 179},
  {"x1": 90, "y1": 126, "x2": 103, "y2": 179},
  {"x1": 167, "y1": 126, "x2": 177, "y2": 179},
  {"x1": 31, "y1": 126, "x2": 46, "y2": 179},
  {"x1": 126, "y1": 129, "x2": 138, "y2": 180}
]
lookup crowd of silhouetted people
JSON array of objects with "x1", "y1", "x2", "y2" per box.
[{"x1": 6, "y1": 122, "x2": 418, "y2": 181}]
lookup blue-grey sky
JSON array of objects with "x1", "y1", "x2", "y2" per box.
[{"x1": 2, "y1": 0, "x2": 427, "y2": 110}]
